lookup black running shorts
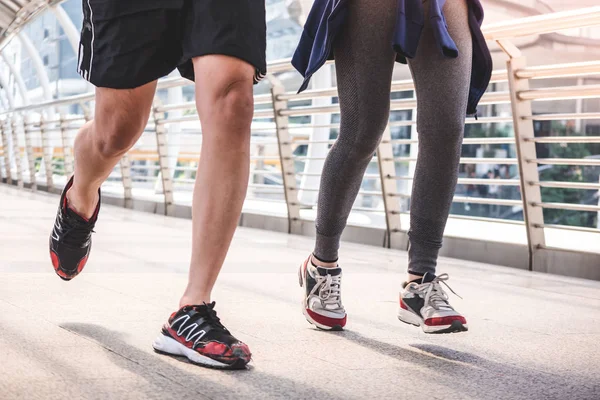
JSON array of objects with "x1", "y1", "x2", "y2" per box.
[{"x1": 77, "y1": 0, "x2": 267, "y2": 89}]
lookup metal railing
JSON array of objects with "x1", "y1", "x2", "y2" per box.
[{"x1": 1, "y1": 6, "x2": 600, "y2": 272}]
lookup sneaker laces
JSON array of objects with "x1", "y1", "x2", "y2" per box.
[
  {"x1": 408, "y1": 273, "x2": 462, "y2": 311},
  {"x1": 187, "y1": 302, "x2": 226, "y2": 331},
  {"x1": 61, "y1": 214, "x2": 95, "y2": 247},
  {"x1": 310, "y1": 273, "x2": 344, "y2": 311}
]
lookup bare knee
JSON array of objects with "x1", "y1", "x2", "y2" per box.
[
  {"x1": 217, "y1": 80, "x2": 254, "y2": 126},
  {"x1": 90, "y1": 83, "x2": 156, "y2": 159},
  {"x1": 197, "y1": 79, "x2": 254, "y2": 143},
  {"x1": 92, "y1": 111, "x2": 149, "y2": 159}
]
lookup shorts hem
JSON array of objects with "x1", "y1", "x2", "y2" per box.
[
  {"x1": 78, "y1": 67, "x2": 175, "y2": 90},
  {"x1": 179, "y1": 49, "x2": 267, "y2": 85}
]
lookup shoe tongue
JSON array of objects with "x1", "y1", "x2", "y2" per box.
[
  {"x1": 187, "y1": 302, "x2": 215, "y2": 314},
  {"x1": 422, "y1": 272, "x2": 437, "y2": 284},
  {"x1": 64, "y1": 206, "x2": 92, "y2": 225},
  {"x1": 315, "y1": 266, "x2": 341, "y2": 277}
]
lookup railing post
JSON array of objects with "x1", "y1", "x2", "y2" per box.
[
  {"x1": 298, "y1": 66, "x2": 332, "y2": 206},
  {"x1": 152, "y1": 100, "x2": 175, "y2": 216},
  {"x1": 501, "y1": 40, "x2": 546, "y2": 270},
  {"x1": 378, "y1": 126, "x2": 406, "y2": 249},
  {"x1": 269, "y1": 75, "x2": 302, "y2": 234},
  {"x1": 40, "y1": 114, "x2": 54, "y2": 191},
  {"x1": 23, "y1": 114, "x2": 36, "y2": 191},
  {"x1": 1, "y1": 117, "x2": 12, "y2": 185},
  {"x1": 0, "y1": 120, "x2": 3, "y2": 183},
  {"x1": 119, "y1": 153, "x2": 134, "y2": 209},
  {"x1": 11, "y1": 116, "x2": 23, "y2": 189},
  {"x1": 59, "y1": 113, "x2": 74, "y2": 177}
]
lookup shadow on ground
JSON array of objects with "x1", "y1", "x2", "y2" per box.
[
  {"x1": 337, "y1": 330, "x2": 599, "y2": 400},
  {"x1": 60, "y1": 323, "x2": 345, "y2": 400}
]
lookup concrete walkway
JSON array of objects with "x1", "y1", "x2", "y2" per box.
[{"x1": 1, "y1": 185, "x2": 599, "y2": 400}]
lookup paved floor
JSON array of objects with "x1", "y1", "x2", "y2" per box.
[{"x1": 1, "y1": 185, "x2": 600, "y2": 400}]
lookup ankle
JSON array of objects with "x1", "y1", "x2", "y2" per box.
[
  {"x1": 407, "y1": 273, "x2": 424, "y2": 283},
  {"x1": 66, "y1": 187, "x2": 99, "y2": 219},
  {"x1": 311, "y1": 253, "x2": 338, "y2": 269},
  {"x1": 179, "y1": 288, "x2": 212, "y2": 308}
]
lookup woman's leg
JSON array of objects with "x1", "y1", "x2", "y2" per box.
[
  {"x1": 312, "y1": 0, "x2": 399, "y2": 264},
  {"x1": 406, "y1": 0, "x2": 473, "y2": 278}
]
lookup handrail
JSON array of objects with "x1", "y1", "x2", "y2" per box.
[
  {"x1": 516, "y1": 61, "x2": 600, "y2": 80},
  {"x1": 482, "y1": 6, "x2": 600, "y2": 40},
  {"x1": 1, "y1": 4, "x2": 600, "y2": 277}
]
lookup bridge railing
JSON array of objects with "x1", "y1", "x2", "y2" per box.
[{"x1": 1, "y1": 6, "x2": 600, "y2": 273}]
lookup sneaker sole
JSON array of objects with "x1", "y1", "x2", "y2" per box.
[
  {"x1": 301, "y1": 305, "x2": 344, "y2": 331},
  {"x1": 298, "y1": 262, "x2": 345, "y2": 331},
  {"x1": 49, "y1": 237, "x2": 89, "y2": 282},
  {"x1": 397, "y1": 308, "x2": 468, "y2": 334},
  {"x1": 152, "y1": 334, "x2": 249, "y2": 370}
]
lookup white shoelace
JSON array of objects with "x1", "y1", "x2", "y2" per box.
[
  {"x1": 309, "y1": 273, "x2": 344, "y2": 311},
  {"x1": 407, "y1": 273, "x2": 462, "y2": 311}
]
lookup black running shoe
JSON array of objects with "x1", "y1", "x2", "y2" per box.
[
  {"x1": 152, "y1": 302, "x2": 251, "y2": 370},
  {"x1": 49, "y1": 177, "x2": 100, "y2": 281}
]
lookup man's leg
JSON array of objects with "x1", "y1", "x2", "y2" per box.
[
  {"x1": 151, "y1": 0, "x2": 263, "y2": 369},
  {"x1": 152, "y1": 55, "x2": 255, "y2": 370},
  {"x1": 69, "y1": 82, "x2": 157, "y2": 217},
  {"x1": 180, "y1": 55, "x2": 255, "y2": 306},
  {"x1": 50, "y1": 82, "x2": 157, "y2": 280}
]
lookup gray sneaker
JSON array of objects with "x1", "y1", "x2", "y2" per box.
[
  {"x1": 298, "y1": 255, "x2": 347, "y2": 330},
  {"x1": 398, "y1": 273, "x2": 468, "y2": 334}
]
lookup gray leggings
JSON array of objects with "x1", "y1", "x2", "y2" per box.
[{"x1": 313, "y1": 0, "x2": 473, "y2": 275}]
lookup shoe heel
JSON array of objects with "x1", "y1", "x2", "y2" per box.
[
  {"x1": 397, "y1": 308, "x2": 421, "y2": 327},
  {"x1": 152, "y1": 334, "x2": 184, "y2": 356}
]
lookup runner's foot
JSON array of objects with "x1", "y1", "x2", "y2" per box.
[
  {"x1": 299, "y1": 255, "x2": 346, "y2": 330},
  {"x1": 49, "y1": 177, "x2": 100, "y2": 281},
  {"x1": 153, "y1": 302, "x2": 251, "y2": 369},
  {"x1": 398, "y1": 273, "x2": 468, "y2": 333}
]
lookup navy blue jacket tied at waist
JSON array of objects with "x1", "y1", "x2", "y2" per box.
[{"x1": 291, "y1": 0, "x2": 493, "y2": 116}]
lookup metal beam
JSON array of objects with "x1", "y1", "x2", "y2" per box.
[
  {"x1": 377, "y1": 126, "x2": 406, "y2": 249},
  {"x1": 506, "y1": 55, "x2": 546, "y2": 271},
  {"x1": 50, "y1": 4, "x2": 79, "y2": 54},
  {"x1": 10, "y1": 116, "x2": 23, "y2": 188},
  {"x1": 1, "y1": 51, "x2": 30, "y2": 106},
  {"x1": 269, "y1": 74, "x2": 302, "y2": 234},
  {"x1": 0, "y1": 66, "x2": 16, "y2": 108},
  {"x1": 152, "y1": 99, "x2": 175, "y2": 216},
  {"x1": 17, "y1": 32, "x2": 52, "y2": 101}
]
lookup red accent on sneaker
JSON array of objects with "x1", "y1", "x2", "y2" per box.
[
  {"x1": 399, "y1": 297, "x2": 409, "y2": 310},
  {"x1": 202, "y1": 342, "x2": 229, "y2": 356},
  {"x1": 166, "y1": 326, "x2": 194, "y2": 349},
  {"x1": 51, "y1": 259, "x2": 70, "y2": 280},
  {"x1": 50, "y1": 251, "x2": 60, "y2": 270},
  {"x1": 306, "y1": 308, "x2": 347, "y2": 328},
  {"x1": 55, "y1": 269, "x2": 70, "y2": 279},
  {"x1": 76, "y1": 256, "x2": 88, "y2": 273},
  {"x1": 424, "y1": 316, "x2": 467, "y2": 326},
  {"x1": 231, "y1": 343, "x2": 252, "y2": 362},
  {"x1": 165, "y1": 326, "x2": 251, "y2": 362}
]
